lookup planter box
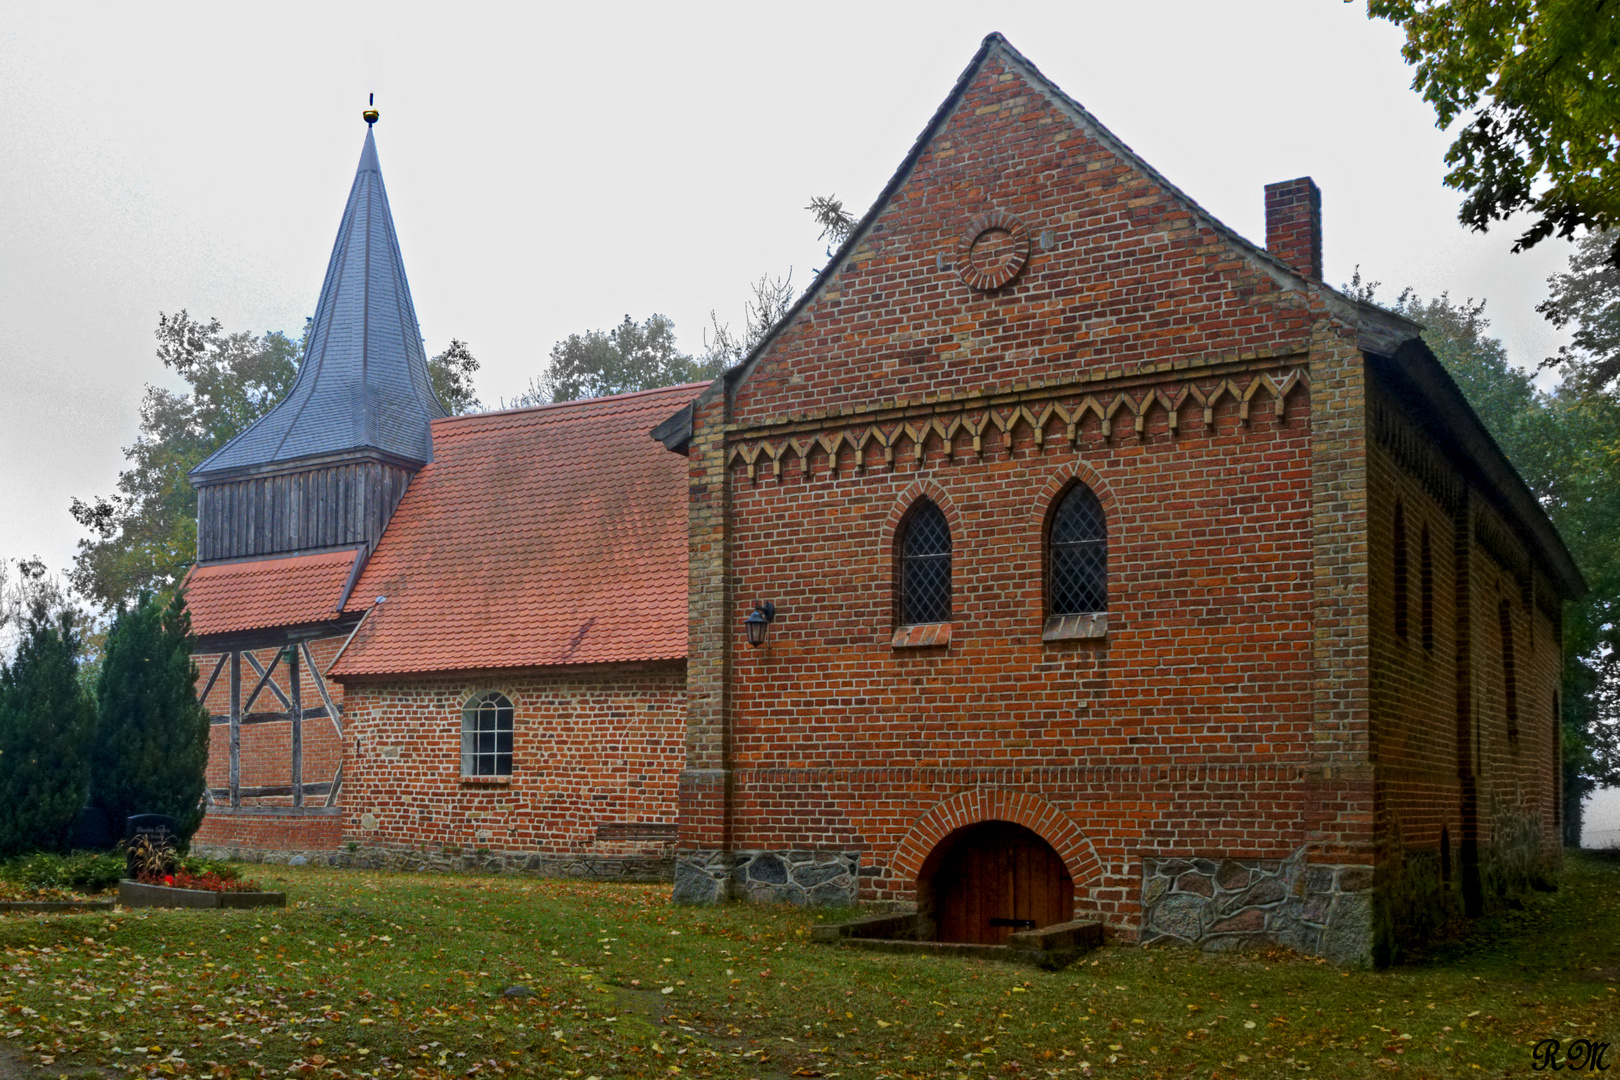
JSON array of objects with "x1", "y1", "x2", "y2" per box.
[{"x1": 118, "y1": 879, "x2": 285, "y2": 910}]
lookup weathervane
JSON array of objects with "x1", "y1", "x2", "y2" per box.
[{"x1": 363, "y1": 92, "x2": 379, "y2": 126}]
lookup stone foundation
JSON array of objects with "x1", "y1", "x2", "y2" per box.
[
  {"x1": 673, "y1": 850, "x2": 861, "y2": 906},
  {"x1": 190, "y1": 842, "x2": 674, "y2": 883},
  {"x1": 1139, "y1": 848, "x2": 1373, "y2": 967}
]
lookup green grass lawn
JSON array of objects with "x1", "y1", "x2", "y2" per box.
[{"x1": 0, "y1": 852, "x2": 1615, "y2": 1080}]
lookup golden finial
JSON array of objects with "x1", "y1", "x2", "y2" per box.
[{"x1": 363, "y1": 92, "x2": 379, "y2": 126}]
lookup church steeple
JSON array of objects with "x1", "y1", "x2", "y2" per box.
[
  {"x1": 189, "y1": 107, "x2": 446, "y2": 566},
  {"x1": 193, "y1": 108, "x2": 444, "y2": 480}
]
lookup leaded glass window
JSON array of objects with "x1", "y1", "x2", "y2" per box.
[
  {"x1": 461, "y1": 691, "x2": 513, "y2": 777},
  {"x1": 1049, "y1": 484, "x2": 1106, "y2": 615},
  {"x1": 900, "y1": 500, "x2": 951, "y2": 624}
]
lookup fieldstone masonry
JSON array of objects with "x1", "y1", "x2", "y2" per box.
[
  {"x1": 1140, "y1": 848, "x2": 1373, "y2": 966},
  {"x1": 673, "y1": 850, "x2": 861, "y2": 906}
]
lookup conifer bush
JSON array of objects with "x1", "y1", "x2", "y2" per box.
[
  {"x1": 91, "y1": 592, "x2": 210, "y2": 842},
  {"x1": 0, "y1": 612, "x2": 95, "y2": 856}
]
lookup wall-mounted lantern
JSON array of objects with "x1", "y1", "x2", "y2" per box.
[{"x1": 744, "y1": 601, "x2": 777, "y2": 648}]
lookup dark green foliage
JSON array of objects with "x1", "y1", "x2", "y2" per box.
[
  {"x1": 1369, "y1": 0, "x2": 1620, "y2": 261},
  {"x1": 0, "y1": 612, "x2": 95, "y2": 857},
  {"x1": 91, "y1": 591, "x2": 210, "y2": 842},
  {"x1": 0, "y1": 849, "x2": 126, "y2": 894}
]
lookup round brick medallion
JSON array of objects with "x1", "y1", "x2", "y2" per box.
[{"x1": 958, "y1": 211, "x2": 1030, "y2": 291}]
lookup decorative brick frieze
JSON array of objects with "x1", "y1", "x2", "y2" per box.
[{"x1": 725, "y1": 367, "x2": 1311, "y2": 483}]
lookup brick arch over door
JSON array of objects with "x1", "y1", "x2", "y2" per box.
[{"x1": 892, "y1": 789, "x2": 1102, "y2": 890}]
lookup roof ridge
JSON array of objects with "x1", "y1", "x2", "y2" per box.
[{"x1": 435, "y1": 382, "x2": 709, "y2": 426}]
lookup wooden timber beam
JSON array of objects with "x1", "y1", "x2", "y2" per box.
[
  {"x1": 209, "y1": 706, "x2": 330, "y2": 727},
  {"x1": 242, "y1": 649, "x2": 290, "y2": 713},
  {"x1": 301, "y1": 641, "x2": 344, "y2": 737}
]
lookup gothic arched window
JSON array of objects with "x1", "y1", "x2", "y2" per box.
[
  {"x1": 462, "y1": 691, "x2": 514, "y2": 777},
  {"x1": 899, "y1": 500, "x2": 951, "y2": 625},
  {"x1": 1049, "y1": 484, "x2": 1107, "y2": 615}
]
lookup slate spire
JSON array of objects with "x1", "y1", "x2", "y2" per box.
[{"x1": 193, "y1": 112, "x2": 445, "y2": 478}]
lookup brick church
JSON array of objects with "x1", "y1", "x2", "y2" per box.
[{"x1": 184, "y1": 35, "x2": 1581, "y2": 966}]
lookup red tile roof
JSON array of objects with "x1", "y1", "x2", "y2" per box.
[
  {"x1": 184, "y1": 550, "x2": 360, "y2": 639},
  {"x1": 329, "y1": 383, "x2": 704, "y2": 677}
]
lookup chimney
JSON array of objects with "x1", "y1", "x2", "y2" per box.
[{"x1": 1264, "y1": 177, "x2": 1322, "y2": 279}]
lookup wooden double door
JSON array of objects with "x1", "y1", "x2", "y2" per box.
[{"x1": 929, "y1": 821, "x2": 1074, "y2": 944}]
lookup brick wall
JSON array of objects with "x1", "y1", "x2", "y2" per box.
[
  {"x1": 680, "y1": 43, "x2": 1381, "y2": 950},
  {"x1": 338, "y1": 662, "x2": 686, "y2": 858},
  {"x1": 192, "y1": 808, "x2": 343, "y2": 852},
  {"x1": 1365, "y1": 371, "x2": 1562, "y2": 959}
]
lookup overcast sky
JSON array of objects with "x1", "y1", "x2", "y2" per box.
[
  {"x1": 1, "y1": 2, "x2": 1613, "y2": 836},
  {"x1": 0, "y1": 0, "x2": 1583, "y2": 576}
]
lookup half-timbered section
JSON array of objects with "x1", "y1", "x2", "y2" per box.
[{"x1": 662, "y1": 34, "x2": 1583, "y2": 966}]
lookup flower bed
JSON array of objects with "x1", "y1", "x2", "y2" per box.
[{"x1": 0, "y1": 880, "x2": 115, "y2": 913}]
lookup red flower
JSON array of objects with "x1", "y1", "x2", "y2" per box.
[{"x1": 163, "y1": 875, "x2": 174, "y2": 886}]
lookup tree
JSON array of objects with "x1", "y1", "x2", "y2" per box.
[
  {"x1": 1349, "y1": 271, "x2": 1620, "y2": 840},
  {"x1": 1368, "y1": 0, "x2": 1620, "y2": 261},
  {"x1": 69, "y1": 312, "x2": 301, "y2": 609},
  {"x1": 806, "y1": 194, "x2": 858, "y2": 255},
  {"x1": 70, "y1": 313, "x2": 483, "y2": 609},
  {"x1": 0, "y1": 557, "x2": 76, "y2": 661},
  {"x1": 1534, "y1": 231, "x2": 1620, "y2": 804},
  {"x1": 1539, "y1": 229, "x2": 1620, "y2": 391},
  {"x1": 522, "y1": 314, "x2": 731, "y2": 405},
  {"x1": 91, "y1": 591, "x2": 210, "y2": 842},
  {"x1": 0, "y1": 608, "x2": 95, "y2": 857},
  {"x1": 520, "y1": 196, "x2": 847, "y2": 404},
  {"x1": 430, "y1": 338, "x2": 483, "y2": 415},
  {"x1": 701, "y1": 272, "x2": 798, "y2": 371}
]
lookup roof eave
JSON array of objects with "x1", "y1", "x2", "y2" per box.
[
  {"x1": 190, "y1": 445, "x2": 429, "y2": 485},
  {"x1": 1372, "y1": 336, "x2": 1587, "y2": 599}
]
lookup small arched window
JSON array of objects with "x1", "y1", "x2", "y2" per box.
[
  {"x1": 462, "y1": 691, "x2": 513, "y2": 777},
  {"x1": 1393, "y1": 501, "x2": 1409, "y2": 640},
  {"x1": 1498, "y1": 601, "x2": 1519, "y2": 749},
  {"x1": 899, "y1": 499, "x2": 951, "y2": 625},
  {"x1": 1420, "y1": 523, "x2": 1434, "y2": 651},
  {"x1": 1049, "y1": 484, "x2": 1107, "y2": 615}
]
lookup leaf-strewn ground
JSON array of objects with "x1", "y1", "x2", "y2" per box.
[{"x1": 0, "y1": 852, "x2": 1615, "y2": 1079}]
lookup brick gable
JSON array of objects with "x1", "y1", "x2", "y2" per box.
[{"x1": 728, "y1": 46, "x2": 1315, "y2": 429}]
